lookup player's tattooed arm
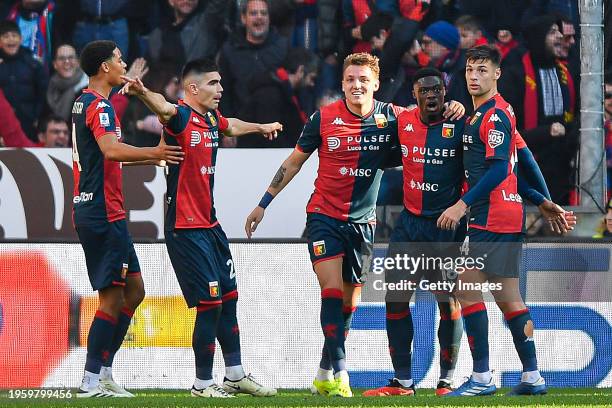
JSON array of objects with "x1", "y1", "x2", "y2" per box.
[{"x1": 270, "y1": 166, "x2": 286, "y2": 188}]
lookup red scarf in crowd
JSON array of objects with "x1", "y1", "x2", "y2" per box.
[{"x1": 521, "y1": 52, "x2": 575, "y2": 130}]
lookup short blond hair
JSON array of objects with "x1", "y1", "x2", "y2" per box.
[{"x1": 342, "y1": 53, "x2": 380, "y2": 79}]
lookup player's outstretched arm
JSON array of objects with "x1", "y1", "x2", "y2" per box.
[
  {"x1": 245, "y1": 148, "x2": 311, "y2": 238},
  {"x1": 223, "y1": 118, "x2": 283, "y2": 140},
  {"x1": 119, "y1": 76, "x2": 177, "y2": 124},
  {"x1": 537, "y1": 199, "x2": 576, "y2": 234},
  {"x1": 96, "y1": 132, "x2": 184, "y2": 164}
]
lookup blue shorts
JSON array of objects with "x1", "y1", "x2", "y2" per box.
[
  {"x1": 467, "y1": 228, "x2": 524, "y2": 278},
  {"x1": 165, "y1": 225, "x2": 237, "y2": 308},
  {"x1": 76, "y1": 219, "x2": 141, "y2": 291},
  {"x1": 390, "y1": 209, "x2": 466, "y2": 243},
  {"x1": 305, "y1": 213, "x2": 375, "y2": 285}
]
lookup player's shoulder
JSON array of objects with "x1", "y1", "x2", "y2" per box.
[{"x1": 319, "y1": 99, "x2": 345, "y2": 116}]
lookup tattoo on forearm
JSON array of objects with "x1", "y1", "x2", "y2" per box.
[{"x1": 270, "y1": 166, "x2": 286, "y2": 188}]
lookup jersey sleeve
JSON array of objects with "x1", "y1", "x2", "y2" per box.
[
  {"x1": 296, "y1": 111, "x2": 322, "y2": 153},
  {"x1": 164, "y1": 105, "x2": 191, "y2": 136},
  {"x1": 215, "y1": 109, "x2": 230, "y2": 132},
  {"x1": 85, "y1": 99, "x2": 116, "y2": 140},
  {"x1": 515, "y1": 130, "x2": 527, "y2": 149},
  {"x1": 480, "y1": 108, "x2": 512, "y2": 160}
]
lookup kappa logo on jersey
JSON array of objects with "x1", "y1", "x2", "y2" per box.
[
  {"x1": 374, "y1": 113, "x2": 388, "y2": 128},
  {"x1": 190, "y1": 130, "x2": 201, "y2": 147},
  {"x1": 96, "y1": 101, "x2": 109, "y2": 109},
  {"x1": 99, "y1": 112, "x2": 110, "y2": 127},
  {"x1": 404, "y1": 124, "x2": 414, "y2": 132},
  {"x1": 488, "y1": 113, "x2": 501, "y2": 123},
  {"x1": 192, "y1": 116, "x2": 200, "y2": 123},
  {"x1": 506, "y1": 105, "x2": 515, "y2": 117},
  {"x1": 487, "y1": 129, "x2": 505, "y2": 149},
  {"x1": 313, "y1": 240, "x2": 326, "y2": 256},
  {"x1": 209, "y1": 281, "x2": 219, "y2": 297},
  {"x1": 442, "y1": 123, "x2": 455, "y2": 138},
  {"x1": 401, "y1": 144, "x2": 409, "y2": 157},
  {"x1": 332, "y1": 117, "x2": 345, "y2": 125},
  {"x1": 327, "y1": 137, "x2": 341, "y2": 151},
  {"x1": 469, "y1": 112, "x2": 482, "y2": 126},
  {"x1": 207, "y1": 112, "x2": 217, "y2": 127}
]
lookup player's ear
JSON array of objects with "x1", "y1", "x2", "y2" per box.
[
  {"x1": 495, "y1": 67, "x2": 501, "y2": 80},
  {"x1": 101, "y1": 61, "x2": 110, "y2": 73},
  {"x1": 373, "y1": 78, "x2": 380, "y2": 92}
]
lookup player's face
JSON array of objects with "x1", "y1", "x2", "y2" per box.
[
  {"x1": 188, "y1": 71, "x2": 223, "y2": 110},
  {"x1": 465, "y1": 58, "x2": 500, "y2": 97},
  {"x1": 242, "y1": 0, "x2": 270, "y2": 42},
  {"x1": 544, "y1": 23, "x2": 564, "y2": 59},
  {"x1": 102, "y1": 48, "x2": 127, "y2": 87},
  {"x1": 0, "y1": 31, "x2": 21, "y2": 56},
  {"x1": 413, "y1": 76, "x2": 445, "y2": 115},
  {"x1": 342, "y1": 65, "x2": 379, "y2": 108},
  {"x1": 53, "y1": 45, "x2": 78, "y2": 79}
]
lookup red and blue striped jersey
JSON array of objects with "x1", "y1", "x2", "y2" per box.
[
  {"x1": 296, "y1": 99, "x2": 404, "y2": 223},
  {"x1": 163, "y1": 100, "x2": 229, "y2": 231},
  {"x1": 71, "y1": 89, "x2": 125, "y2": 226},
  {"x1": 398, "y1": 108, "x2": 465, "y2": 217},
  {"x1": 463, "y1": 94, "x2": 523, "y2": 233}
]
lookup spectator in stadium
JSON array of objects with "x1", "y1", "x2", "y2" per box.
[
  {"x1": 521, "y1": 0, "x2": 579, "y2": 29},
  {"x1": 605, "y1": 72, "x2": 612, "y2": 201},
  {"x1": 36, "y1": 114, "x2": 69, "y2": 147},
  {"x1": 46, "y1": 44, "x2": 88, "y2": 122},
  {"x1": 454, "y1": 15, "x2": 486, "y2": 50},
  {"x1": 147, "y1": 0, "x2": 226, "y2": 74},
  {"x1": 218, "y1": 0, "x2": 289, "y2": 118},
  {"x1": 237, "y1": 47, "x2": 319, "y2": 148},
  {"x1": 5, "y1": 0, "x2": 56, "y2": 69},
  {"x1": 456, "y1": 0, "x2": 526, "y2": 41},
  {"x1": 71, "y1": 0, "x2": 130, "y2": 58},
  {"x1": 499, "y1": 15, "x2": 578, "y2": 204},
  {"x1": 556, "y1": 14, "x2": 579, "y2": 79},
  {"x1": 0, "y1": 87, "x2": 36, "y2": 147},
  {"x1": 0, "y1": 20, "x2": 48, "y2": 142},
  {"x1": 495, "y1": 24, "x2": 522, "y2": 66},
  {"x1": 316, "y1": 0, "x2": 345, "y2": 95}
]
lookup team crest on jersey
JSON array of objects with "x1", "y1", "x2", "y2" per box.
[
  {"x1": 121, "y1": 263, "x2": 128, "y2": 279},
  {"x1": 207, "y1": 112, "x2": 217, "y2": 127},
  {"x1": 374, "y1": 114, "x2": 388, "y2": 128},
  {"x1": 209, "y1": 281, "x2": 219, "y2": 297},
  {"x1": 487, "y1": 129, "x2": 505, "y2": 149},
  {"x1": 442, "y1": 123, "x2": 455, "y2": 138},
  {"x1": 313, "y1": 240, "x2": 326, "y2": 256},
  {"x1": 469, "y1": 112, "x2": 482, "y2": 126}
]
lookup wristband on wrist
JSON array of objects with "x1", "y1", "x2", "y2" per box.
[{"x1": 258, "y1": 191, "x2": 274, "y2": 209}]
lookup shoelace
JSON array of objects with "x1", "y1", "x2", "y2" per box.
[
  {"x1": 245, "y1": 374, "x2": 263, "y2": 388},
  {"x1": 211, "y1": 384, "x2": 231, "y2": 397}
]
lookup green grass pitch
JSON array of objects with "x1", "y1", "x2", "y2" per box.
[{"x1": 1, "y1": 388, "x2": 611, "y2": 407}]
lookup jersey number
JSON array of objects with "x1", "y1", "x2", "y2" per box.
[
  {"x1": 227, "y1": 259, "x2": 236, "y2": 280},
  {"x1": 71, "y1": 122, "x2": 82, "y2": 171}
]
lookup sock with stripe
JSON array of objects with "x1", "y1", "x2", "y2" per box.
[
  {"x1": 437, "y1": 302, "x2": 462, "y2": 381},
  {"x1": 462, "y1": 302, "x2": 491, "y2": 382},
  {"x1": 216, "y1": 291, "x2": 244, "y2": 381},
  {"x1": 320, "y1": 288, "x2": 346, "y2": 373},
  {"x1": 386, "y1": 302, "x2": 413, "y2": 381},
  {"x1": 193, "y1": 304, "x2": 221, "y2": 384},
  {"x1": 319, "y1": 305, "x2": 356, "y2": 376},
  {"x1": 505, "y1": 308, "x2": 540, "y2": 383},
  {"x1": 82, "y1": 310, "x2": 117, "y2": 390},
  {"x1": 103, "y1": 306, "x2": 134, "y2": 374}
]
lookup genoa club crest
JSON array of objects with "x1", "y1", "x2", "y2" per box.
[
  {"x1": 313, "y1": 240, "x2": 326, "y2": 256},
  {"x1": 209, "y1": 281, "x2": 219, "y2": 297},
  {"x1": 374, "y1": 113, "x2": 388, "y2": 128},
  {"x1": 442, "y1": 123, "x2": 455, "y2": 138}
]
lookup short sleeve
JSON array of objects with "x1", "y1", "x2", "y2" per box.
[
  {"x1": 480, "y1": 108, "x2": 512, "y2": 160},
  {"x1": 164, "y1": 105, "x2": 191, "y2": 136},
  {"x1": 215, "y1": 109, "x2": 229, "y2": 132},
  {"x1": 85, "y1": 99, "x2": 116, "y2": 140},
  {"x1": 296, "y1": 111, "x2": 322, "y2": 153}
]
